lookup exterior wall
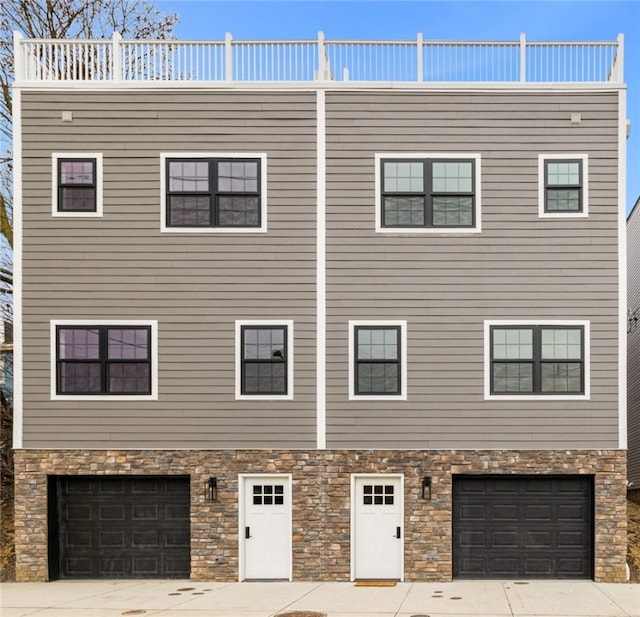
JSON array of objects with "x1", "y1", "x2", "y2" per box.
[
  {"x1": 325, "y1": 90, "x2": 621, "y2": 449},
  {"x1": 628, "y1": 198, "x2": 640, "y2": 486},
  {"x1": 20, "y1": 90, "x2": 318, "y2": 449},
  {"x1": 14, "y1": 448, "x2": 627, "y2": 583},
  {"x1": 19, "y1": 88, "x2": 623, "y2": 450}
]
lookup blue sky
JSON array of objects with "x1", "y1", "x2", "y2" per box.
[{"x1": 157, "y1": 0, "x2": 639, "y2": 212}]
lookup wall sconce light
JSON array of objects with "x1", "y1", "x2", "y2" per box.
[
  {"x1": 205, "y1": 477, "x2": 218, "y2": 501},
  {"x1": 422, "y1": 476, "x2": 432, "y2": 500}
]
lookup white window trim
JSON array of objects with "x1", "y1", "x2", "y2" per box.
[
  {"x1": 538, "y1": 153, "x2": 589, "y2": 219},
  {"x1": 349, "y1": 319, "x2": 408, "y2": 401},
  {"x1": 483, "y1": 319, "x2": 590, "y2": 401},
  {"x1": 50, "y1": 319, "x2": 159, "y2": 401},
  {"x1": 374, "y1": 153, "x2": 482, "y2": 233},
  {"x1": 52, "y1": 153, "x2": 103, "y2": 218},
  {"x1": 160, "y1": 152, "x2": 268, "y2": 233},
  {"x1": 235, "y1": 319, "x2": 294, "y2": 401}
]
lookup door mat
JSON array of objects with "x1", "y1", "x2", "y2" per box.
[{"x1": 354, "y1": 581, "x2": 397, "y2": 587}]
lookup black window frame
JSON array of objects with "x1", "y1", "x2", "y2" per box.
[
  {"x1": 56, "y1": 325, "x2": 152, "y2": 396},
  {"x1": 544, "y1": 158, "x2": 584, "y2": 213},
  {"x1": 166, "y1": 157, "x2": 262, "y2": 228},
  {"x1": 354, "y1": 325, "x2": 402, "y2": 396},
  {"x1": 490, "y1": 325, "x2": 585, "y2": 396},
  {"x1": 57, "y1": 157, "x2": 97, "y2": 213},
  {"x1": 240, "y1": 324, "x2": 288, "y2": 396},
  {"x1": 380, "y1": 158, "x2": 476, "y2": 229}
]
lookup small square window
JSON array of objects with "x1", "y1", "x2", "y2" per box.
[
  {"x1": 236, "y1": 320, "x2": 294, "y2": 400},
  {"x1": 350, "y1": 321, "x2": 407, "y2": 400},
  {"x1": 53, "y1": 154, "x2": 103, "y2": 217},
  {"x1": 539, "y1": 155, "x2": 588, "y2": 218}
]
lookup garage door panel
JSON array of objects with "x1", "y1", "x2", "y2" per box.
[
  {"x1": 56, "y1": 476, "x2": 190, "y2": 579},
  {"x1": 453, "y1": 475, "x2": 593, "y2": 579}
]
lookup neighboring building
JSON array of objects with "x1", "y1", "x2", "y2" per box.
[
  {"x1": 0, "y1": 319, "x2": 13, "y2": 400},
  {"x1": 12, "y1": 32, "x2": 628, "y2": 583},
  {"x1": 628, "y1": 197, "x2": 640, "y2": 489}
]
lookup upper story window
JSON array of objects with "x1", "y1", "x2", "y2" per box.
[
  {"x1": 161, "y1": 154, "x2": 267, "y2": 232},
  {"x1": 538, "y1": 154, "x2": 588, "y2": 218},
  {"x1": 375, "y1": 154, "x2": 481, "y2": 233},
  {"x1": 52, "y1": 153, "x2": 103, "y2": 217},
  {"x1": 485, "y1": 321, "x2": 590, "y2": 400},
  {"x1": 235, "y1": 320, "x2": 294, "y2": 400},
  {"x1": 349, "y1": 320, "x2": 407, "y2": 400},
  {"x1": 51, "y1": 320, "x2": 158, "y2": 400}
]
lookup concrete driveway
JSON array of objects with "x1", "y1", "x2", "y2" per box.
[{"x1": 1, "y1": 580, "x2": 639, "y2": 617}]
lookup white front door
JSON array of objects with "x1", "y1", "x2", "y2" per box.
[
  {"x1": 353, "y1": 475, "x2": 403, "y2": 580},
  {"x1": 241, "y1": 475, "x2": 291, "y2": 580}
]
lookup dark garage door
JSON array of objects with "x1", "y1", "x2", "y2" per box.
[
  {"x1": 453, "y1": 475, "x2": 593, "y2": 579},
  {"x1": 53, "y1": 476, "x2": 190, "y2": 579}
]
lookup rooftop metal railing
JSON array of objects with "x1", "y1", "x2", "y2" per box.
[{"x1": 13, "y1": 31, "x2": 624, "y2": 85}]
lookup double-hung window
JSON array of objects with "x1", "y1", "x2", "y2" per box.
[
  {"x1": 377, "y1": 155, "x2": 480, "y2": 231},
  {"x1": 539, "y1": 154, "x2": 588, "y2": 218},
  {"x1": 164, "y1": 155, "x2": 266, "y2": 230},
  {"x1": 53, "y1": 321, "x2": 157, "y2": 398},
  {"x1": 236, "y1": 320, "x2": 293, "y2": 399},
  {"x1": 486, "y1": 321, "x2": 589, "y2": 398},
  {"x1": 52, "y1": 153, "x2": 103, "y2": 217},
  {"x1": 349, "y1": 320, "x2": 407, "y2": 399}
]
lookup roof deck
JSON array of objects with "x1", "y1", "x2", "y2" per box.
[{"x1": 13, "y1": 31, "x2": 624, "y2": 86}]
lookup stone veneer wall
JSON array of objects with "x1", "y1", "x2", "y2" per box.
[{"x1": 13, "y1": 449, "x2": 627, "y2": 583}]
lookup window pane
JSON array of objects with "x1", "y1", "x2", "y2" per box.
[
  {"x1": 217, "y1": 196, "x2": 259, "y2": 226},
  {"x1": 546, "y1": 188, "x2": 580, "y2": 211},
  {"x1": 541, "y1": 328, "x2": 581, "y2": 360},
  {"x1": 169, "y1": 161, "x2": 209, "y2": 192},
  {"x1": 493, "y1": 362, "x2": 533, "y2": 392},
  {"x1": 60, "y1": 160, "x2": 94, "y2": 185},
  {"x1": 432, "y1": 161, "x2": 473, "y2": 193},
  {"x1": 169, "y1": 195, "x2": 211, "y2": 226},
  {"x1": 432, "y1": 196, "x2": 473, "y2": 226},
  {"x1": 107, "y1": 329, "x2": 149, "y2": 360},
  {"x1": 218, "y1": 161, "x2": 258, "y2": 192},
  {"x1": 60, "y1": 187, "x2": 96, "y2": 211},
  {"x1": 358, "y1": 362, "x2": 398, "y2": 393},
  {"x1": 492, "y1": 328, "x2": 532, "y2": 360},
  {"x1": 357, "y1": 328, "x2": 398, "y2": 360},
  {"x1": 383, "y1": 161, "x2": 423, "y2": 193},
  {"x1": 383, "y1": 197, "x2": 424, "y2": 226},
  {"x1": 59, "y1": 328, "x2": 100, "y2": 360},
  {"x1": 547, "y1": 161, "x2": 580, "y2": 186},
  {"x1": 243, "y1": 328, "x2": 285, "y2": 360},
  {"x1": 108, "y1": 362, "x2": 151, "y2": 393},
  {"x1": 243, "y1": 362, "x2": 286, "y2": 394},
  {"x1": 541, "y1": 362, "x2": 582, "y2": 393},
  {"x1": 59, "y1": 362, "x2": 101, "y2": 393}
]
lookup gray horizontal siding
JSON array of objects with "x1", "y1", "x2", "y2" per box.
[
  {"x1": 21, "y1": 90, "x2": 318, "y2": 449},
  {"x1": 325, "y1": 90, "x2": 620, "y2": 449},
  {"x1": 628, "y1": 200, "x2": 640, "y2": 485}
]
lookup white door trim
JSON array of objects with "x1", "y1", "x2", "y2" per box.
[
  {"x1": 350, "y1": 473, "x2": 404, "y2": 581},
  {"x1": 238, "y1": 473, "x2": 293, "y2": 582}
]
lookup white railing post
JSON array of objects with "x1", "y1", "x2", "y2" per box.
[
  {"x1": 614, "y1": 32, "x2": 624, "y2": 83},
  {"x1": 416, "y1": 33, "x2": 423, "y2": 82},
  {"x1": 317, "y1": 31, "x2": 326, "y2": 81},
  {"x1": 519, "y1": 33, "x2": 526, "y2": 82},
  {"x1": 112, "y1": 32, "x2": 122, "y2": 82},
  {"x1": 13, "y1": 31, "x2": 25, "y2": 81},
  {"x1": 225, "y1": 32, "x2": 233, "y2": 82}
]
